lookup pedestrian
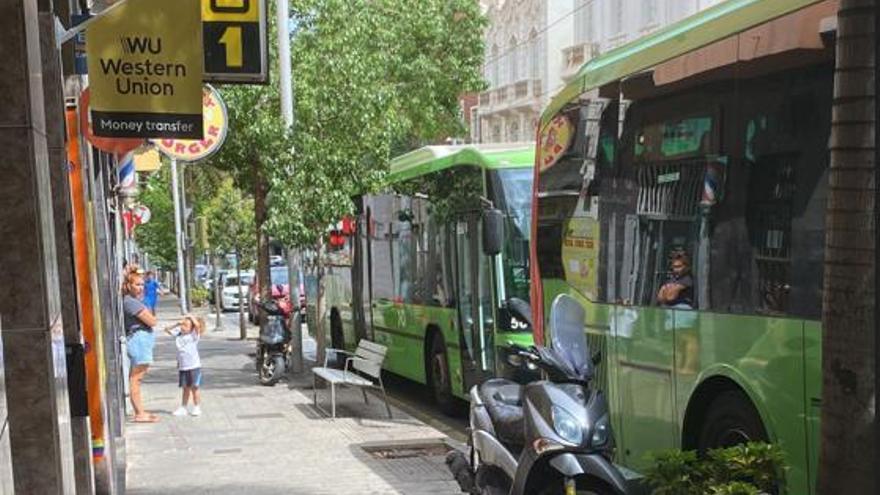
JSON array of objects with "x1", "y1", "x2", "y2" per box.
[
  {"x1": 122, "y1": 265, "x2": 159, "y2": 423},
  {"x1": 165, "y1": 315, "x2": 205, "y2": 417},
  {"x1": 144, "y1": 270, "x2": 160, "y2": 314}
]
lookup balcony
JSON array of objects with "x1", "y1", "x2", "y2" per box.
[
  {"x1": 479, "y1": 79, "x2": 542, "y2": 114},
  {"x1": 561, "y1": 42, "x2": 601, "y2": 82}
]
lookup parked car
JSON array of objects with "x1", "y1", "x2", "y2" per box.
[
  {"x1": 248, "y1": 265, "x2": 289, "y2": 324},
  {"x1": 220, "y1": 270, "x2": 254, "y2": 312}
]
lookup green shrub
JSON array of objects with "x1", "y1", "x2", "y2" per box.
[
  {"x1": 190, "y1": 287, "x2": 210, "y2": 307},
  {"x1": 644, "y1": 442, "x2": 785, "y2": 495}
]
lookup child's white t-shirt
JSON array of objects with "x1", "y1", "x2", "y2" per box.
[{"x1": 172, "y1": 329, "x2": 201, "y2": 371}]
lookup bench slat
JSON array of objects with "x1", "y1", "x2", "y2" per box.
[
  {"x1": 313, "y1": 367, "x2": 373, "y2": 386},
  {"x1": 355, "y1": 347, "x2": 385, "y2": 363},
  {"x1": 357, "y1": 340, "x2": 387, "y2": 357},
  {"x1": 353, "y1": 359, "x2": 382, "y2": 378}
]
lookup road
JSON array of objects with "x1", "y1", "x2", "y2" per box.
[{"x1": 207, "y1": 307, "x2": 470, "y2": 443}]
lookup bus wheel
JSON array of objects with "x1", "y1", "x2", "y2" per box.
[
  {"x1": 430, "y1": 333, "x2": 455, "y2": 415},
  {"x1": 697, "y1": 390, "x2": 767, "y2": 452}
]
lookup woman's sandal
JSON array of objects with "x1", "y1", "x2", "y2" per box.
[{"x1": 132, "y1": 413, "x2": 159, "y2": 423}]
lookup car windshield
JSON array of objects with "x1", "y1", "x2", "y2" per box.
[
  {"x1": 490, "y1": 168, "x2": 532, "y2": 304},
  {"x1": 225, "y1": 275, "x2": 253, "y2": 287},
  {"x1": 270, "y1": 267, "x2": 289, "y2": 285}
]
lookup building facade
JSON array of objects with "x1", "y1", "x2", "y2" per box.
[{"x1": 475, "y1": 0, "x2": 726, "y2": 144}]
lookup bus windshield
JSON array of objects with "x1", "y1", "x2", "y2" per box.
[{"x1": 490, "y1": 168, "x2": 532, "y2": 305}]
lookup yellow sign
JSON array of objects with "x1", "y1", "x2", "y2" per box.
[
  {"x1": 133, "y1": 148, "x2": 162, "y2": 172},
  {"x1": 152, "y1": 85, "x2": 228, "y2": 162},
  {"x1": 202, "y1": 0, "x2": 268, "y2": 83},
  {"x1": 561, "y1": 217, "x2": 600, "y2": 300},
  {"x1": 86, "y1": 0, "x2": 204, "y2": 139},
  {"x1": 538, "y1": 114, "x2": 574, "y2": 172}
]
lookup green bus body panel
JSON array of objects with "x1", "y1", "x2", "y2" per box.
[
  {"x1": 540, "y1": 279, "x2": 820, "y2": 494},
  {"x1": 541, "y1": 0, "x2": 825, "y2": 128},
  {"x1": 388, "y1": 146, "x2": 534, "y2": 183}
]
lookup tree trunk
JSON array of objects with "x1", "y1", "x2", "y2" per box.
[
  {"x1": 287, "y1": 248, "x2": 303, "y2": 373},
  {"x1": 315, "y1": 237, "x2": 327, "y2": 365},
  {"x1": 254, "y1": 159, "x2": 271, "y2": 334},
  {"x1": 818, "y1": 1, "x2": 876, "y2": 492},
  {"x1": 236, "y1": 252, "x2": 246, "y2": 340}
]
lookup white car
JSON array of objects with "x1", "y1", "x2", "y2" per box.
[{"x1": 220, "y1": 271, "x2": 254, "y2": 312}]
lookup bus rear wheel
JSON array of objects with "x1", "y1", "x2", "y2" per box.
[
  {"x1": 697, "y1": 389, "x2": 768, "y2": 453},
  {"x1": 430, "y1": 333, "x2": 456, "y2": 415}
]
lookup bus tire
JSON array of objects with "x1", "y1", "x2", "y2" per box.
[
  {"x1": 697, "y1": 389, "x2": 768, "y2": 453},
  {"x1": 429, "y1": 333, "x2": 456, "y2": 415}
]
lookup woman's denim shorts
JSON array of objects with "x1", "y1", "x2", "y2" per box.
[{"x1": 127, "y1": 330, "x2": 155, "y2": 366}]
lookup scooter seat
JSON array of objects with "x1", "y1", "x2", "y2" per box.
[{"x1": 479, "y1": 379, "x2": 524, "y2": 448}]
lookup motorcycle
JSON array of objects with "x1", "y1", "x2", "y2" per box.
[
  {"x1": 447, "y1": 294, "x2": 635, "y2": 495},
  {"x1": 255, "y1": 294, "x2": 293, "y2": 386}
]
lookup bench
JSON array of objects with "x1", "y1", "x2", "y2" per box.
[{"x1": 312, "y1": 340, "x2": 392, "y2": 419}]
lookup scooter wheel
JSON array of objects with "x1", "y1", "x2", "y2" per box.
[{"x1": 259, "y1": 355, "x2": 285, "y2": 386}]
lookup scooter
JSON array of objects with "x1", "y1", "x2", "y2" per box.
[
  {"x1": 255, "y1": 295, "x2": 293, "y2": 386},
  {"x1": 447, "y1": 294, "x2": 634, "y2": 495}
]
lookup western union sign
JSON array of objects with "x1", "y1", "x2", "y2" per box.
[{"x1": 86, "y1": 0, "x2": 204, "y2": 139}]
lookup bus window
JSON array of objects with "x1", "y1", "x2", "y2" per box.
[{"x1": 536, "y1": 97, "x2": 617, "y2": 303}]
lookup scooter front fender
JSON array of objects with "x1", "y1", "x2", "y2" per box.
[
  {"x1": 472, "y1": 430, "x2": 518, "y2": 480},
  {"x1": 548, "y1": 453, "x2": 630, "y2": 494}
]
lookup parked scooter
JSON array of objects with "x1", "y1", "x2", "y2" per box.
[
  {"x1": 255, "y1": 295, "x2": 293, "y2": 386},
  {"x1": 447, "y1": 294, "x2": 633, "y2": 495}
]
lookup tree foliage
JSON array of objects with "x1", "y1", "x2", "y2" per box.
[
  {"x1": 266, "y1": 0, "x2": 487, "y2": 247},
  {"x1": 135, "y1": 166, "x2": 177, "y2": 268},
  {"x1": 202, "y1": 176, "x2": 256, "y2": 267}
]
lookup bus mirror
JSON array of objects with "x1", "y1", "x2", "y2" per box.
[{"x1": 482, "y1": 208, "x2": 504, "y2": 256}]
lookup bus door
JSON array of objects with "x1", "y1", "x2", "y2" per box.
[{"x1": 455, "y1": 214, "x2": 496, "y2": 390}]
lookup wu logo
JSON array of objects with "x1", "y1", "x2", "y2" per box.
[{"x1": 119, "y1": 37, "x2": 161, "y2": 55}]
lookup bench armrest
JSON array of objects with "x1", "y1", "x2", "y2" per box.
[{"x1": 324, "y1": 348, "x2": 354, "y2": 367}]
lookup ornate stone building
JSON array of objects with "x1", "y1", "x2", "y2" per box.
[{"x1": 475, "y1": 0, "x2": 726, "y2": 144}]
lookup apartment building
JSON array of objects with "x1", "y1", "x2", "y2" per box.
[{"x1": 475, "y1": 0, "x2": 726, "y2": 144}]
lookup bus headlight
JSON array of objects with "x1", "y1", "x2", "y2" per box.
[
  {"x1": 552, "y1": 405, "x2": 583, "y2": 446},
  {"x1": 591, "y1": 414, "x2": 610, "y2": 447}
]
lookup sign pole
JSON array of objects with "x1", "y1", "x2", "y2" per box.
[
  {"x1": 171, "y1": 158, "x2": 188, "y2": 314},
  {"x1": 278, "y1": 0, "x2": 303, "y2": 374}
]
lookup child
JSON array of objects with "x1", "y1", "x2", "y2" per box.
[{"x1": 165, "y1": 315, "x2": 205, "y2": 416}]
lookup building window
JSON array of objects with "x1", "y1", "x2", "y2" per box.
[
  {"x1": 508, "y1": 36, "x2": 518, "y2": 84},
  {"x1": 491, "y1": 44, "x2": 500, "y2": 87},
  {"x1": 611, "y1": 2, "x2": 623, "y2": 34},
  {"x1": 470, "y1": 107, "x2": 480, "y2": 143},
  {"x1": 529, "y1": 30, "x2": 540, "y2": 79},
  {"x1": 642, "y1": 0, "x2": 658, "y2": 26},
  {"x1": 574, "y1": 0, "x2": 593, "y2": 43}
]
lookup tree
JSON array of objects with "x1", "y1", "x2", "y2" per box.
[
  {"x1": 136, "y1": 166, "x2": 178, "y2": 269},
  {"x1": 266, "y1": 0, "x2": 486, "y2": 361},
  {"x1": 818, "y1": 1, "x2": 876, "y2": 492},
  {"x1": 203, "y1": 177, "x2": 257, "y2": 339}
]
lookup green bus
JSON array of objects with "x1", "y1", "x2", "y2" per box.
[
  {"x1": 320, "y1": 144, "x2": 536, "y2": 410},
  {"x1": 530, "y1": 1, "x2": 833, "y2": 493}
]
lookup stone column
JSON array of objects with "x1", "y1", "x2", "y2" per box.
[
  {"x1": 39, "y1": 7, "x2": 96, "y2": 494},
  {"x1": 0, "y1": 0, "x2": 76, "y2": 493}
]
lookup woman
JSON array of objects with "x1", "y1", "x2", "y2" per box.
[{"x1": 123, "y1": 267, "x2": 159, "y2": 422}]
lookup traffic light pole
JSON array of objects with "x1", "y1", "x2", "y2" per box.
[{"x1": 171, "y1": 158, "x2": 188, "y2": 314}]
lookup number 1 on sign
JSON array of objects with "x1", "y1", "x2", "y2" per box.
[{"x1": 219, "y1": 26, "x2": 243, "y2": 68}]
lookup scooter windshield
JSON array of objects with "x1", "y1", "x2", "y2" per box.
[{"x1": 548, "y1": 294, "x2": 592, "y2": 381}]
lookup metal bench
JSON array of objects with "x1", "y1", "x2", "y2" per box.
[{"x1": 312, "y1": 340, "x2": 392, "y2": 419}]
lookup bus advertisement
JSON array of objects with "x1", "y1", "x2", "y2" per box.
[
  {"x1": 529, "y1": 1, "x2": 831, "y2": 493},
  {"x1": 319, "y1": 145, "x2": 536, "y2": 411}
]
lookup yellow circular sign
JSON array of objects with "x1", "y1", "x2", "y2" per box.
[
  {"x1": 152, "y1": 84, "x2": 228, "y2": 162},
  {"x1": 538, "y1": 114, "x2": 574, "y2": 172}
]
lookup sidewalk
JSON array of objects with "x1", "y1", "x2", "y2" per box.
[{"x1": 125, "y1": 298, "x2": 464, "y2": 494}]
